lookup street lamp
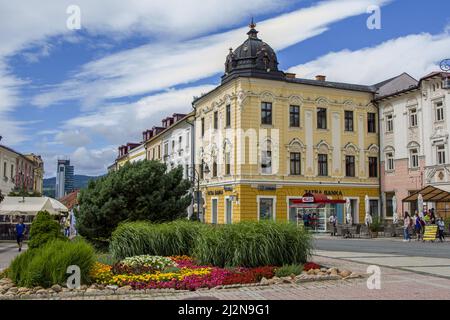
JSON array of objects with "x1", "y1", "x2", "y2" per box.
[{"x1": 190, "y1": 164, "x2": 209, "y2": 222}]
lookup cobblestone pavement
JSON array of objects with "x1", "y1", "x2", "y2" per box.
[{"x1": 12, "y1": 255, "x2": 450, "y2": 300}]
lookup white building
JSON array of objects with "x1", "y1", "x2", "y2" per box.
[
  {"x1": 377, "y1": 71, "x2": 450, "y2": 217},
  {"x1": 127, "y1": 143, "x2": 146, "y2": 164}
]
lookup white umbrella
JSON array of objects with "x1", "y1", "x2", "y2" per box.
[
  {"x1": 417, "y1": 194, "x2": 424, "y2": 218},
  {"x1": 345, "y1": 198, "x2": 352, "y2": 225},
  {"x1": 392, "y1": 194, "x2": 398, "y2": 224},
  {"x1": 365, "y1": 195, "x2": 372, "y2": 226}
]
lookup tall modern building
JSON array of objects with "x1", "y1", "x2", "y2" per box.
[{"x1": 55, "y1": 159, "x2": 74, "y2": 199}]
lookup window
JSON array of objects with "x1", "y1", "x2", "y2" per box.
[
  {"x1": 290, "y1": 152, "x2": 301, "y2": 175},
  {"x1": 10, "y1": 164, "x2": 14, "y2": 179},
  {"x1": 186, "y1": 132, "x2": 190, "y2": 147},
  {"x1": 259, "y1": 198, "x2": 274, "y2": 220},
  {"x1": 435, "y1": 101, "x2": 444, "y2": 122},
  {"x1": 171, "y1": 140, "x2": 175, "y2": 153},
  {"x1": 179, "y1": 136, "x2": 182, "y2": 147},
  {"x1": 289, "y1": 105, "x2": 300, "y2": 127},
  {"x1": 437, "y1": 145, "x2": 446, "y2": 165},
  {"x1": 261, "y1": 150, "x2": 272, "y2": 174},
  {"x1": 318, "y1": 154, "x2": 328, "y2": 176},
  {"x1": 369, "y1": 157, "x2": 378, "y2": 178},
  {"x1": 345, "y1": 155, "x2": 355, "y2": 177},
  {"x1": 214, "y1": 111, "x2": 218, "y2": 130},
  {"x1": 410, "y1": 149, "x2": 419, "y2": 168},
  {"x1": 261, "y1": 102, "x2": 272, "y2": 125},
  {"x1": 212, "y1": 160, "x2": 217, "y2": 177},
  {"x1": 386, "y1": 114, "x2": 393, "y2": 133},
  {"x1": 344, "y1": 111, "x2": 354, "y2": 132},
  {"x1": 157, "y1": 145, "x2": 161, "y2": 159},
  {"x1": 3, "y1": 162, "x2": 6, "y2": 177},
  {"x1": 200, "y1": 160, "x2": 204, "y2": 179},
  {"x1": 386, "y1": 152, "x2": 394, "y2": 171},
  {"x1": 409, "y1": 108, "x2": 418, "y2": 127},
  {"x1": 226, "y1": 105, "x2": 231, "y2": 127},
  {"x1": 164, "y1": 143, "x2": 169, "y2": 157},
  {"x1": 201, "y1": 118, "x2": 205, "y2": 137},
  {"x1": 317, "y1": 108, "x2": 327, "y2": 129},
  {"x1": 225, "y1": 152, "x2": 231, "y2": 175},
  {"x1": 385, "y1": 192, "x2": 394, "y2": 217},
  {"x1": 367, "y1": 113, "x2": 376, "y2": 133},
  {"x1": 369, "y1": 200, "x2": 379, "y2": 221}
]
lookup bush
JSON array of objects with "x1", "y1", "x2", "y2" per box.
[
  {"x1": 76, "y1": 161, "x2": 192, "y2": 243},
  {"x1": 110, "y1": 220, "x2": 207, "y2": 259},
  {"x1": 8, "y1": 238, "x2": 95, "y2": 288},
  {"x1": 274, "y1": 264, "x2": 303, "y2": 277},
  {"x1": 194, "y1": 221, "x2": 312, "y2": 268},
  {"x1": 28, "y1": 211, "x2": 65, "y2": 249},
  {"x1": 96, "y1": 253, "x2": 118, "y2": 266}
]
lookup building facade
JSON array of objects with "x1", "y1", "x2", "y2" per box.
[
  {"x1": 378, "y1": 72, "x2": 450, "y2": 218},
  {"x1": 194, "y1": 23, "x2": 380, "y2": 226},
  {"x1": 0, "y1": 145, "x2": 44, "y2": 195},
  {"x1": 56, "y1": 159, "x2": 74, "y2": 199}
]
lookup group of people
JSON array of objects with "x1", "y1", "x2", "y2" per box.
[{"x1": 403, "y1": 208, "x2": 447, "y2": 242}]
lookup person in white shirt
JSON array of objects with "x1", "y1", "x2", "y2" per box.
[{"x1": 329, "y1": 214, "x2": 337, "y2": 236}]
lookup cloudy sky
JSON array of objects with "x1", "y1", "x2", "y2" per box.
[{"x1": 0, "y1": 0, "x2": 449, "y2": 177}]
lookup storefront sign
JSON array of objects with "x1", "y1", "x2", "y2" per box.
[
  {"x1": 257, "y1": 185, "x2": 277, "y2": 191},
  {"x1": 304, "y1": 189, "x2": 343, "y2": 196},
  {"x1": 207, "y1": 190, "x2": 224, "y2": 196},
  {"x1": 224, "y1": 186, "x2": 233, "y2": 192},
  {"x1": 302, "y1": 196, "x2": 315, "y2": 203}
]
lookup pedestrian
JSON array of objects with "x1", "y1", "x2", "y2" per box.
[
  {"x1": 437, "y1": 217, "x2": 445, "y2": 242},
  {"x1": 303, "y1": 212, "x2": 309, "y2": 228},
  {"x1": 414, "y1": 213, "x2": 423, "y2": 241},
  {"x1": 403, "y1": 211, "x2": 412, "y2": 242},
  {"x1": 64, "y1": 215, "x2": 71, "y2": 237},
  {"x1": 15, "y1": 217, "x2": 26, "y2": 252},
  {"x1": 329, "y1": 213, "x2": 337, "y2": 236},
  {"x1": 430, "y1": 210, "x2": 436, "y2": 225},
  {"x1": 424, "y1": 211, "x2": 431, "y2": 225}
]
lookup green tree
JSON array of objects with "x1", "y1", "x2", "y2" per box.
[{"x1": 76, "y1": 160, "x2": 192, "y2": 243}]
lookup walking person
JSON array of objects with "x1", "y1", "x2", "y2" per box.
[
  {"x1": 437, "y1": 217, "x2": 445, "y2": 242},
  {"x1": 430, "y1": 210, "x2": 436, "y2": 225},
  {"x1": 64, "y1": 215, "x2": 71, "y2": 237},
  {"x1": 15, "y1": 217, "x2": 26, "y2": 252},
  {"x1": 414, "y1": 213, "x2": 422, "y2": 241},
  {"x1": 329, "y1": 213, "x2": 337, "y2": 236},
  {"x1": 403, "y1": 212, "x2": 412, "y2": 242}
]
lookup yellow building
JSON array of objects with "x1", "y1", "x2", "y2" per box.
[{"x1": 194, "y1": 22, "x2": 380, "y2": 228}]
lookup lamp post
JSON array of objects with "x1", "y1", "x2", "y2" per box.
[{"x1": 190, "y1": 164, "x2": 209, "y2": 222}]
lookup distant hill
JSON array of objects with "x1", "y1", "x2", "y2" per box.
[{"x1": 43, "y1": 175, "x2": 103, "y2": 196}]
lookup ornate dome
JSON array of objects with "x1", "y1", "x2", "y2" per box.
[{"x1": 222, "y1": 20, "x2": 284, "y2": 83}]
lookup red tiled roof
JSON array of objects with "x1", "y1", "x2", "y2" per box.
[{"x1": 59, "y1": 190, "x2": 79, "y2": 210}]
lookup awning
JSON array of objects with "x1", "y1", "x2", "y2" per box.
[
  {"x1": 402, "y1": 185, "x2": 450, "y2": 203},
  {"x1": 289, "y1": 193, "x2": 346, "y2": 208}
]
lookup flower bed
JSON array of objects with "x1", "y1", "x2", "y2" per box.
[{"x1": 90, "y1": 255, "x2": 277, "y2": 291}]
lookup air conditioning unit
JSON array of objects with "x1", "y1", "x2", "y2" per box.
[{"x1": 443, "y1": 78, "x2": 450, "y2": 89}]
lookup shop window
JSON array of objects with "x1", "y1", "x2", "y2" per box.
[
  {"x1": 344, "y1": 111, "x2": 354, "y2": 132},
  {"x1": 290, "y1": 152, "x2": 301, "y2": 175},
  {"x1": 289, "y1": 105, "x2": 300, "y2": 127},
  {"x1": 385, "y1": 193, "x2": 394, "y2": 217},
  {"x1": 259, "y1": 198, "x2": 274, "y2": 220},
  {"x1": 345, "y1": 155, "x2": 355, "y2": 177},
  {"x1": 317, "y1": 108, "x2": 327, "y2": 129},
  {"x1": 318, "y1": 154, "x2": 328, "y2": 176},
  {"x1": 367, "y1": 112, "x2": 376, "y2": 133},
  {"x1": 261, "y1": 102, "x2": 272, "y2": 125}
]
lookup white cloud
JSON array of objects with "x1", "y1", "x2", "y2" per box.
[
  {"x1": 32, "y1": 0, "x2": 391, "y2": 108},
  {"x1": 287, "y1": 31, "x2": 450, "y2": 85},
  {"x1": 71, "y1": 146, "x2": 116, "y2": 176},
  {"x1": 55, "y1": 130, "x2": 92, "y2": 147}
]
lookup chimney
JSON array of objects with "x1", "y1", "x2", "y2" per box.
[
  {"x1": 315, "y1": 75, "x2": 326, "y2": 81},
  {"x1": 285, "y1": 73, "x2": 296, "y2": 79}
]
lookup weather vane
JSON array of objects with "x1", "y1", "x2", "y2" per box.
[{"x1": 440, "y1": 59, "x2": 450, "y2": 72}]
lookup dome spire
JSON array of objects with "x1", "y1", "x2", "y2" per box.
[{"x1": 247, "y1": 17, "x2": 259, "y2": 39}]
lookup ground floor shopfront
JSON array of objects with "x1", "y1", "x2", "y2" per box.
[{"x1": 202, "y1": 183, "x2": 380, "y2": 228}]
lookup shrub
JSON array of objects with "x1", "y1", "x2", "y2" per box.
[
  {"x1": 96, "y1": 253, "x2": 118, "y2": 266},
  {"x1": 109, "y1": 220, "x2": 207, "y2": 259},
  {"x1": 8, "y1": 238, "x2": 95, "y2": 288},
  {"x1": 76, "y1": 161, "x2": 192, "y2": 243},
  {"x1": 274, "y1": 264, "x2": 303, "y2": 277},
  {"x1": 193, "y1": 221, "x2": 312, "y2": 268},
  {"x1": 28, "y1": 211, "x2": 65, "y2": 249}
]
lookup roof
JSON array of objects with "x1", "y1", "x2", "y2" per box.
[
  {"x1": 374, "y1": 73, "x2": 419, "y2": 100},
  {"x1": 0, "y1": 196, "x2": 68, "y2": 215},
  {"x1": 58, "y1": 190, "x2": 79, "y2": 210},
  {"x1": 402, "y1": 185, "x2": 450, "y2": 203}
]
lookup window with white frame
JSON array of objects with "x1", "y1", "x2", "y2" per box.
[
  {"x1": 410, "y1": 148, "x2": 419, "y2": 168},
  {"x1": 386, "y1": 114, "x2": 393, "y2": 133},
  {"x1": 435, "y1": 101, "x2": 444, "y2": 122},
  {"x1": 437, "y1": 145, "x2": 446, "y2": 165},
  {"x1": 259, "y1": 198, "x2": 274, "y2": 220},
  {"x1": 386, "y1": 152, "x2": 394, "y2": 171},
  {"x1": 409, "y1": 108, "x2": 418, "y2": 127}
]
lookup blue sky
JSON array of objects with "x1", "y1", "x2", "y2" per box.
[{"x1": 0, "y1": 0, "x2": 449, "y2": 177}]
